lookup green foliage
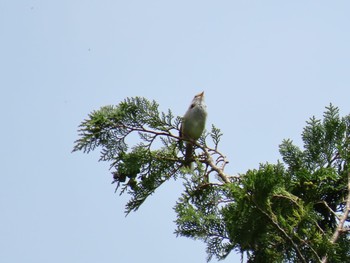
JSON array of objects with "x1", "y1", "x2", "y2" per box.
[
  {"x1": 74, "y1": 100, "x2": 350, "y2": 262},
  {"x1": 73, "y1": 97, "x2": 221, "y2": 214},
  {"x1": 174, "y1": 169, "x2": 233, "y2": 261}
]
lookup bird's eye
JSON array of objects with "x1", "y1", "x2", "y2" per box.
[{"x1": 190, "y1": 103, "x2": 195, "y2": 109}]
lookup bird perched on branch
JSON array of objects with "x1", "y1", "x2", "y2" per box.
[{"x1": 180, "y1": 91, "x2": 207, "y2": 168}]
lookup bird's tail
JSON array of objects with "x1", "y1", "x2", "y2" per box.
[{"x1": 184, "y1": 142, "x2": 193, "y2": 168}]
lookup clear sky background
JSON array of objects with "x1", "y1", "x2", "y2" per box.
[{"x1": 1, "y1": 1, "x2": 350, "y2": 263}]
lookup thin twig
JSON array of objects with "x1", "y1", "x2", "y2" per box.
[{"x1": 202, "y1": 147, "x2": 230, "y2": 184}]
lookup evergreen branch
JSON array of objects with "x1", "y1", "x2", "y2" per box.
[
  {"x1": 74, "y1": 100, "x2": 350, "y2": 262},
  {"x1": 321, "y1": 171, "x2": 350, "y2": 263},
  {"x1": 296, "y1": 235, "x2": 323, "y2": 263},
  {"x1": 316, "y1": 200, "x2": 342, "y2": 221},
  {"x1": 271, "y1": 192, "x2": 301, "y2": 207},
  {"x1": 254, "y1": 203, "x2": 308, "y2": 263},
  {"x1": 271, "y1": 190, "x2": 322, "y2": 256},
  {"x1": 326, "y1": 152, "x2": 340, "y2": 168}
]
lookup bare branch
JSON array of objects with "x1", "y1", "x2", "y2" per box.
[{"x1": 202, "y1": 146, "x2": 230, "y2": 184}]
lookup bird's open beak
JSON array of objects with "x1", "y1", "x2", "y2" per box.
[{"x1": 197, "y1": 91, "x2": 204, "y2": 97}]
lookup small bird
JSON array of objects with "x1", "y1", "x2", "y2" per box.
[{"x1": 180, "y1": 91, "x2": 207, "y2": 167}]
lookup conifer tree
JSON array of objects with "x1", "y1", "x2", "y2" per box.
[{"x1": 73, "y1": 99, "x2": 350, "y2": 263}]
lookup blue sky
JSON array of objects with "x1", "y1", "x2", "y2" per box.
[{"x1": 1, "y1": 1, "x2": 350, "y2": 262}]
